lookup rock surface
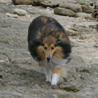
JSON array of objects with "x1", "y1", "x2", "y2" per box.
[
  {"x1": 13, "y1": 8, "x2": 27, "y2": 16},
  {"x1": 0, "y1": 1, "x2": 98, "y2": 98},
  {"x1": 54, "y1": 7, "x2": 76, "y2": 17},
  {"x1": 82, "y1": 5, "x2": 94, "y2": 13},
  {"x1": 6, "y1": 13, "x2": 19, "y2": 18},
  {"x1": 12, "y1": 0, "x2": 31, "y2": 5},
  {"x1": 60, "y1": 3, "x2": 82, "y2": 12},
  {"x1": 0, "y1": 0, "x2": 12, "y2": 4}
]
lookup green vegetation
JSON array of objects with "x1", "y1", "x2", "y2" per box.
[{"x1": 63, "y1": 87, "x2": 80, "y2": 92}]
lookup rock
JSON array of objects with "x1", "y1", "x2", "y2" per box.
[
  {"x1": 0, "y1": 3, "x2": 13, "y2": 13},
  {"x1": 12, "y1": 0, "x2": 60, "y2": 7},
  {"x1": 0, "y1": 2, "x2": 98, "y2": 98},
  {"x1": 94, "y1": 42, "x2": 98, "y2": 48},
  {"x1": 54, "y1": 7, "x2": 76, "y2": 17},
  {"x1": 6, "y1": 13, "x2": 19, "y2": 18},
  {"x1": 36, "y1": 0, "x2": 60, "y2": 7},
  {"x1": 12, "y1": 0, "x2": 31, "y2": 5},
  {"x1": 0, "y1": 0, "x2": 12, "y2": 4},
  {"x1": 60, "y1": 3, "x2": 82, "y2": 12},
  {"x1": 92, "y1": 9, "x2": 98, "y2": 20},
  {"x1": 79, "y1": 35, "x2": 87, "y2": 40},
  {"x1": 59, "y1": 83, "x2": 80, "y2": 92},
  {"x1": 66, "y1": 29, "x2": 79, "y2": 36},
  {"x1": 71, "y1": 41, "x2": 79, "y2": 47},
  {"x1": 11, "y1": 57, "x2": 33, "y2": 64},
  {"x1": 67, "y1": 55, "x2": 86, "y2": 67},
  {"x1": 95, "y1": 3, "x2": 98, "y2": 9},
  {"x1": 77, "y1": 12, "x2": 92, "y2": 19},
  {"x1": 13, "y1": 8, "x2": 27, "y2": 16},
  {"x1": 89, "y1": 24, "x2": 98, "y2": 29},
  {"x1": 77, "y1": 0, "x2": 94, "y2": 5},
  {"x1": 82, "y1": 5, "x2": 94, "y2": 13},
  {"x1": 0, "y1": 93, "x2": 22, "y2": 98}
]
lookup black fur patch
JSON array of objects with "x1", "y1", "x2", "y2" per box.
[{"x1": 57, "y1": 41, "x2": 71, "y2": 58}]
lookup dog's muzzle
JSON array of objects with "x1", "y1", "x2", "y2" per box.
[{"x1": 47, "y1": 56, "x2": 50, "y2": 63}]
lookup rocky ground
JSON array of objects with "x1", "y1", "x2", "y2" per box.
[{"x1": 0, "y1": 0, "x2": 98, "y2": 98}]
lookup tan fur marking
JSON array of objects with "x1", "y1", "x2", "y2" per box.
[
  {"x1": 38, "y1": 63, "x2": 43, "y2": 66},
  {"x1": 50, "y1": 44, "x2": 55, "y2": 49},
  {"x1": 53, "y1": 68, "x2": 61, "y2": 74},
  {"x1": 53, "y1": 46, "x2": 64, "y2": 59},
  {"x1": 37, "y1": 46, "x2": 45, "y2": 60},
  {"x1": 43, "y1": 36, "x2": 56, "y2": 46}
]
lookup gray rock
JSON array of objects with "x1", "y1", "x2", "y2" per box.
[
  {"x1": 0, "y1": 0, "x2": 12, "y2": 4},
  {"x1": 67, "y1": 55, "x2": 86, "y2": 67},
  {"x1": 54, "y1": 7, "x2": 76, "y2": 17},
  {"x1": 12, "y1": 0, "x2": 31, "y2": 5},
  {"x1": 13, "y1": 8, "x2": 27, "y2": 16},
  {"x1": 82, "y1": 5, "x2": 94, "y2": 13},
  {"x1": 66, "y1": 29, "x2": 79, "y2": 36},
  {"x1": 92, "y1": 9, "x2": 98, "y2": 20},
  {"x1": 92, "y1": 57, "x2": 98, "y2": 65},
  {"x1": 0, "y1": 3, "x2": 13, "y2": 13},
  {"x1": 0, "y1": 2, "x2": 98, "y2": 98},
  {"x1": 0, "y1": 93, "x2": 22, "y2": 98},
  {"x1": 6, "y1": 13, "x2": 19, "y2": 18},
  {"x1": 77, "y1": 0, "x2": 95, "y2": 5},
  {"x1": 77, "y1": 12, "x2": 92, "y2": 19},
  {"x1": 12, "y1": 0, "x2": 60, "y2": 7},
  {"x1": 57, "y1": 94, "x2": 83, "y2": 98},
  {"x1": 71, "y1": 41, "x2": 80, "y2": 47},
  {"x1": 89, "y1": 24, "x2": 98, "y2": 29},
  {"x1": 60, "y1": 3, "x2": 82, "y2": 12},
  {"x1": 94, "y1": 42, "x2": 98, "y2": 48},
  {"x1": 36, "y1": 0, "x2": 60, "y2": 7},
  {"x1": 95, "y1": 3, "x2": 98, "y2": 9}
]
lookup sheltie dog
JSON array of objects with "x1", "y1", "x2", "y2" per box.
[{"x1": 28, "y1": 16, "x2": 71, "y2": 85}]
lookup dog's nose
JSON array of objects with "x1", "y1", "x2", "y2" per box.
[{"x1": 47, "y1": 57, "x2": 50, "y2": 62}]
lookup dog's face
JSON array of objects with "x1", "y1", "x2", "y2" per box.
[{"x1": 37, "y1": 35, "x2": 64, "y2": 62}]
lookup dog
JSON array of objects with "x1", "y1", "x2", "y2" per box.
[{"x1": 28, "y1": 16, "x2": 71, "y2": 85}]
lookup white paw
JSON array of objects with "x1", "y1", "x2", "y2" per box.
[{"x1": 51, "y1": 74, "x2": 59, "y2": 85}]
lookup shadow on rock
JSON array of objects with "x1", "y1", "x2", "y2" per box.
[{"x1": 0, "y1": 63, "x2": 46, "y2": 87}]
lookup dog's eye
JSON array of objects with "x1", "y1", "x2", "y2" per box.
[
  {"x1": 51, "y1": 47, "x2": 54, "y2": 50},
  {"x1": 44, "y1": 46, "x2": 47, "y2": 49}
]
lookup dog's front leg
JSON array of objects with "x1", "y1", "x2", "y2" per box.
[{"x1": 51, "y1": 68, "x2": 61, "y2": 85}]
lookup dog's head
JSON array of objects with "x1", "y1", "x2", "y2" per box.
[{"x1": 36, "y1": 34, "x2": 71, "y2": 63}]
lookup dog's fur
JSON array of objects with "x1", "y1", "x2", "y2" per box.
[{"x1": 28, "y1": 16, "x2": 71, "y2": 85}]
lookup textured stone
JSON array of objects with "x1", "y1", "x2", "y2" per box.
[
  {"x1": 13, "y1": 8, "x2": 27, "y2": 16},
  {"x1": 0, "y1": 2, "x2": 98, "y2": 98},
  {"x1": 60, "y1": 3, "x2": 82, "y2": 12},
  {"x1": 0, "y1": 3, "x2": 13, "y2": 13},
  {"x1": 54, "y1": 7, "x2": 76, "y2": 17},
  {"x1": 12, "y1": 0, "x2": 31, "y2": 5},
  {"x1": 0, "y1": 0, "x2": 12, "y2": 4},
  {"x1": 66, "y1": 29, "x2": 79, "y2": 36},
  {"x1": 6, "y1": 13, "x2": 19, "y2": 18},
  {"x1": 77, "y1": 12, "x2": 92, "y2": 19},
  {"x1": 82, "y1": 5, "x2": 94, "y2": 13}
]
